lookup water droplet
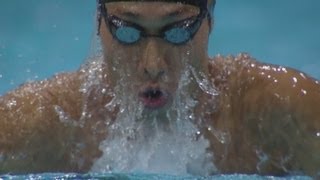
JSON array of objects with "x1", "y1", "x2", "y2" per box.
[
  {"x1": 255, "y1": 149, "x2": 269, "y2": 172},
  {"x1": 274, "y1": 93, "x2": 280, "y2": 98},
  {"x1": 261, "y1": 65, "x2": 271, "y2": 71},
  {"x1": 300, "y1": 73, "x2": 306, "y2": 79},
  {"x1": 74, "y1": 37, "x2": 79, "y2": 41},
  {"x1": 6, "y1": 99, "x2": 17, "y2": 109},
  {"x1": 281, "y1": 67, "x2": 288, "y2": 73},
  {"x1": 189, "y1": 67, "x2": 218, "y2": 96},
  {"x1": 293, "y1": 77, "x2": 298, "y2": 83},
  {"x1": 87, "y1": 113, "x2": 92, "y2": 118},
  {"x1": 37, "y1": 106, "x2": 45, "y2": 113},
  {"x1": 101, "y1": 88, "x2": 107, "y2": 94},
  {"x1": 242, "y1": 53, "x2": 250, "y2": 59},
  {"x1": 55, "y1": 105, "x2": 82, "y2": 127},
  {"x1": 301, "y1": 89, "x2": 307, "y2": 95},
  {"x1": 316, "y1": 132, "x2": 320, "y2": 137}
]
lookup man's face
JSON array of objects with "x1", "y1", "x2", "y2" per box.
[{"x1": 99, "y1": 1, "x2": 210, "y2": 110}]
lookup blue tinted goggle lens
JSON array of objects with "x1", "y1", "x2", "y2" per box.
[
  {"x1": 164, "y1": 27, "x2": 191, "y2": 44},
  {"x1": 115, "y1": 26, "x2": 141, "y2": 44},
  {"x1": 114, "y1": 26, "x2": 192, "y2": 44}
]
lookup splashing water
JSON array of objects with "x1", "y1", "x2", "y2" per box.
[
  {"x1": 54, "y1": 52, "x2": 307, "y2": 177},
  {"x1": 83, "y1": 49, "x2": 219, "y2": 175}
]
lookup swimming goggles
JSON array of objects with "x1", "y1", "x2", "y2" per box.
[{"x1": 99, "y1": 1, "x2": 208, "y2": 45}]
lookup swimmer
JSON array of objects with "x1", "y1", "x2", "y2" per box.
[{"x1": 1, "y1": 0, "x2": 320, "y2": 177}]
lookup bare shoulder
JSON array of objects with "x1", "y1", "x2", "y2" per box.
[
  {"x1": 209, "y1": 52, "x2": 320, "y2": 125},
  {"x1": 0, "y1": 71, "x2": 84, "y2": 119},
  {"x1": 208, "y1": 53, "x2": 320, "y2": 175},
  {"x1": 209, "y1": 53, "x2": 320, "y2": 99},
  {"x1": 0, "y1": 71, "x2": 85, "y2": 172}
]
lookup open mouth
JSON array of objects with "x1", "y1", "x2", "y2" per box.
[{"x1": 139, "y1": 87, "x2": 168, "y2": 109}]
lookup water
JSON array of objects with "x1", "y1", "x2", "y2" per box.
[
  {"x1": 83, "y1": 53, "x2": 217, "y2": 175},
  {"x1": 0, "y1": 0, "x2": 319, "y2": 179},
  {"x1": 0, "y1": 173, "x2": 313, "y2": 180}
]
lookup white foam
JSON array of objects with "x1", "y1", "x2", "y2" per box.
[{"x1": 88, "y1": 54, "x2": 218, "y2": 175}]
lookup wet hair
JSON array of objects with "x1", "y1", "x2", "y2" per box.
[{"x1": 96, "y1": 0, "x2": 216, "y2": 34}]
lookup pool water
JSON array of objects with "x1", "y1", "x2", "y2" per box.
[
  {"x1": 0, "y1": 173, "x2": 313, "y2": 180},
  {"x1": 0, "y1": 0, "x2": 319, "y2": 179}
]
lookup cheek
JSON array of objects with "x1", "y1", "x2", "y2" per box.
[
  {"x1": 100, "y1": 21, "x2": 113, "y2": 54},
  {"x1": 164, "y1": 48, "x2": 190, "y2": 83},
  {"x1": 192, "y1": 21, "x2": 209, "y2": 52},
  {"x1": 108, "y1": 47, "x2": 144, "y2": 84},
  {"x1": 109, "y1": 48, "x2": 139, "y2": 70},
  {"x1": 186, "y1": 26, "x2": 209, "y2": 69},
  {"x1": 164, "y1": 48, "x2": 182, "y2": 69}
]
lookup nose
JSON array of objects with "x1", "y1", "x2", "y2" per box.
[{"x1": 140, "y1": 40, "x2": 167, "y2": 80}]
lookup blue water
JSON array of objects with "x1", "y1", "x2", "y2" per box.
[
  {"x1": 0, "y1": 173, "x2": 313, "y2": 180},
  {"x1": 0, "y1": 0, "x2": 319, "y2": 179}
]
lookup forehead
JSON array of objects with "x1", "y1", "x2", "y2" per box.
[{"x1": 105, "y1": 2, "x2": 200, "y2": 19}]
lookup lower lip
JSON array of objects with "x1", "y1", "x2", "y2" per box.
[{"x1": 139, "y1": 94, "x2": 168, "y2": 109}]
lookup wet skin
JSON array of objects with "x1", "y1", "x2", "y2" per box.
[{"x1": 1, "y1": 1, "x2": 320, "y2": 177}]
